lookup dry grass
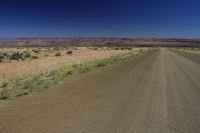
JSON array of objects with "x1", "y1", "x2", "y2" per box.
[
  {"x1": 173, "y1": 47, "x2": 200, "y2": 55},
  {"x1": 0, "y1": 47, "x2": 134, "y2": 83},
  {"x1": 0, "y1": 48, "x2": 150, "y2": 99},
  {"x1": 0, "y1": 47, "x2": 151, "y2": 97}
]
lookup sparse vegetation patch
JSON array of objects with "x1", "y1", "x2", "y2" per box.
[
  {"x1": 0, "y1": 47, "x2": 150, "y2": 100},
  {"x1": 55, "y1": 52, "x2": 61, "y2": 56},
  {"x1": 79, "y1": 63, "x2": 94, "y2": 73},
  {"x1": 67, "y1": 50, "x2": 73, "y2": 54}
]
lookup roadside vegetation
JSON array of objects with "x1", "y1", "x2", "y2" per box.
[
  {"x1": 0, "y1": 47, "x2": 76, "y2": 63},
  {"x1": 0, "y1": 46, "x2": 135, "y2": 63},
  {"x1": 0, "y1": 47, "x2": 152, "y2": 100},
  {"x1": 172, "y1": 47, "x2": 200, "y2": 55}
]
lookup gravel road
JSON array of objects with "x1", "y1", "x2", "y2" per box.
[{"x1": 0, "y1": 48, "x2": 200, "y2": 133}]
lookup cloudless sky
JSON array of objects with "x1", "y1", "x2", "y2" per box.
[{"x1": 0, "y1": 0, "x2": 200, "y2": 38}]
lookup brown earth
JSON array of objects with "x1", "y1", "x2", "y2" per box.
[{"x1": 0, "y1": 48, "x2": 200, "y2": 133}]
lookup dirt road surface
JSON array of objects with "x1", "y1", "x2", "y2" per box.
[{"x1": 0, "y1": 48, "x2": 200, "y2": 133}]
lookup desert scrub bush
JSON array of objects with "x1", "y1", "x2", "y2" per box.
[
  {"x1": 0, "y1": 54, "x2": 4, "y2": 63},
  {"x1": 62, "y1": 68, "x2": 73, "y2": 76},
  {"x1": 95, "y1": 59, "x2": 109, "y2": 67},
  {"x1": 22, "y1": 76, "x2": 49, "y2": 92},
  {"x1": 32, "y1": 49, "x2": 40, "y2": 53},
  {"x1": 114, "y1": 47, "x2": 119, "y2": 50},
  {"x1": 2, "y1": 81, "x2": 9, "y2": 88},
  {"x1": 3, "y1": 52, "x2": 9, "y2": 57},
  {"x1": 93, "y1": 47, "x2": 98, "y2": 50},
  {"x1": 127, "y1": 47, "x2": 132, "y2": 50},
  {"x1": 1, "y1": 81, "x2": 9, "y2": 99},
  {"x1": 53, "y1": 47, "x2": 61, "y2": 51},
  {"x1": 10, "y1": 52, "x2": 24, "y2": 60},
  {"x1": 32, "y1": 55, "x2": 39, "y2": 59},
  {"x1": 108, "y1": 54, "x2": 130, "y2": 64},
  {"x1": 23, "y1": 51, "x2": 31, "y2": 58},
  {"x1": 92, "y1": 54, "x2": 131, "y2": 69},
  {"x1": 1, "y1": 87, "x2": 9, "y2": 99},
  {"x1": 55, "y1": 52, "x2": 61, "y2": 56},
  {"x1": 12, "y1": 67, "x2": 74, "y2": 97},
  {"x1": 67, "y1": 50, "x2": 73, "y2": 54},
  {"x1": 49, "y1": 67, "x2": 73, "y2": 77},
  {"x1": 51, "y1": 68, "x2": 74, "y2": 83},
  {"x1": 120, "y1": 47, "x2": 125, "y2": 50},
  {"x1": 79, "y1": 63, "x2": 94, "y2": 73},
  {"x1": 10, "y1": 51, "x2": 31, "y2": 60},
  {"x1": 10, "y1": 51, "x2": 32, "y2": 61}
]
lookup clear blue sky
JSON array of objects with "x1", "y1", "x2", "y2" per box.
[{"x1": 0, "y1": 0, "x2": 200, "y2": 38}]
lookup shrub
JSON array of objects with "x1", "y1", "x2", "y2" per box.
[
  {"x1": 1, "y1": 87, "x2": 9, "y2": 99},
  {"x1": 67, "y1": 50, "x2": 73, "y2": 54},
  {"x1": 120, "y1": 47, "x2": 125, "y2": 50},
  {"x1": 0, "y1": 53, "x2": 4, "y2": 58},
  {"x1": 3, "y1": 53, "x2": 9, "y2": 57},
  {"x1": 0, "y1": 54, "x2": 4, "y2": 62},
  {"x1": 1, "y1": 81, "x2": 9, "y2": 99},
  {"x1": 55, "y1": 52, "x2": 61, "y2": 56},
  {"x1": 23, "y1": 76, "x2": 39, "y2": 90},
  {"x1": 80, "y1": 63, "x2": 94, "y2": 73},
  {"x1": 24, "y1": 52, "x2": 31, "y2": 58},
  {"x1": 2, "y1": 81, "x2": 8, "y2": 88},
  {"x1": 127, "y1": 47, "x2": 132, "y2": 50},
  {"x1": 53, "y1": 47, "x2": 60, "y2": 51},
  {"x1": 10, "y1": 52, "x2": 23, "y2": 60},
  {"x1": 114, "y1": 47, "x2": 119, "y2": 50},
  {"x1": 32, "y1": 49, "x2": 40, "y2": 53},
  {"x1": 22, "y1": 76, "x2": 48, "y2": 92},
  {"x1": 50, "y1": 68, "x2": 74, "y2": 83},
  {"x1": 96, "y1": 59, "x2": 109, "y2": 67},
  {"x1": 57, "y1": 69, "x2": 72, "y2": 80},
  {"x1": 66, "y1": 69, "x2": 73, "y2": 75},
  {"x1": 32, "y1": 55, "x2": 39, "y2": 59}
]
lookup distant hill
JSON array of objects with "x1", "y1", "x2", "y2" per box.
[{"x1": 0, "y1": 38, "x2": 200, "y2": 47}]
